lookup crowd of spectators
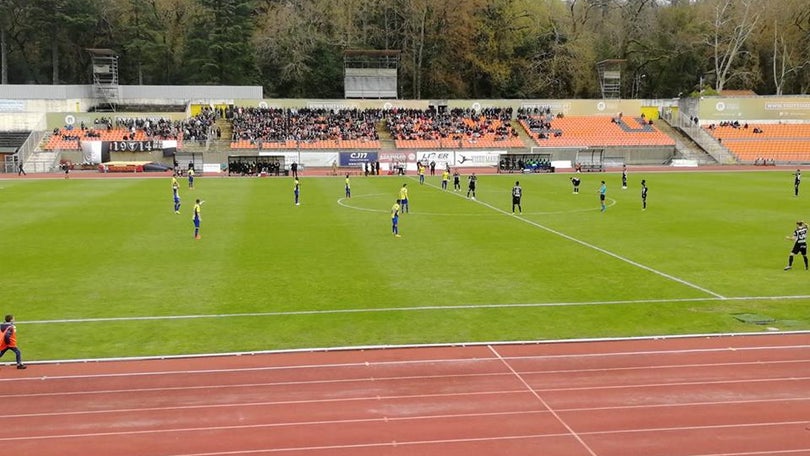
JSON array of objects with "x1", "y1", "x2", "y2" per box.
[
  {"x1": 516, "y1": 107, "x2": 563, "y2": 139},
  {"x1": 229, "y1": 107, "x2": 381, "y2": 145},
  {"x1": 47, "y1": 108, "x2": 221, "y2": 150},
  {"x1": 383, "y1": 107, "x2": 519, "y2": 144},
  {"x1": 107, "y1": 107, "x2": 219, "y2": 143},
  {"x1": 706, "y1": 120, "x2": 763, "y2": 133}
]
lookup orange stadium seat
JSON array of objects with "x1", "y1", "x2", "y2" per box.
[
  {"x1": 706, "y1": 124, "x2": 810, "y2": 162},
  {"x1": 521, "y1": 116, "x2": 675, "y2": 148}
]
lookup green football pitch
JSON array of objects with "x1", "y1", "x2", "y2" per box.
[{"x1": 1, "y1": 170, "x2": 808, "y2": 361}]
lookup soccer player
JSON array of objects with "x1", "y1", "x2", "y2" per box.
[
  {"x1": 441, "y1": 169, "x2": 449, "y2": 190},
  {"x1": 794, "y1": 169, "x2": 801, "y2": 196},
  {"x1": 453, "y1": 170, "x2": 461, "y2": 191},
  {"x1": 391, "y1": 199, "x2": 401, "y2": 237},
  {"x1": 418, "y1": 163, "x2": 425, "y2": 185},
  {"x1": 599, "y1": 180, "x2": 607, "y2": 212},
  {"x1": 192, "y1": 199, "x2": 202, "y2": 239},
  {"x1": 641, "y1": 179, "x2": 648, "y2": 210},
  {"x1": 784, "y1": 220, "x2": 808, "y2": 270},
  {"x1": 0, "y1": 314, "x2": 26, "y2": 369},
  {"x1": 467, "y1": 173, "x2": 477, "y2": 199},
  {"x1": 399, "y1": 183, "x2": 409, "y2": 213},
  {"x1": 345, "y1": 174, "x2": 351, "y2": 198},
  {"x1": 511, "y1": 181, "x2": 523, "y2": 214},
  {"x1": 621, "y1": 165, "x2": 628, "y2": 189},
  {"x1": 188, "y1": 168, "x2": 195, "y2": 189},
  {"x1": 171, "y1": 174, "x2": 179, "y2": 190},
  {"x1": 173, "y1": 184, "x2": 181, "y2": 214},
  {"x1": 294, "y1": 177, "x2": 301, "y2": 206},
  {"x1": 570, "y1": 176, "x2": 581, "y2": 194}
]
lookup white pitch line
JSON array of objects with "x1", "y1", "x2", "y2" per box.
[
  {"x1": 19, "y1": 294, "x2": 810, "y2": 326},
  {"x1": 417, "y1": 177, "x2": 725, "y2": 299}
]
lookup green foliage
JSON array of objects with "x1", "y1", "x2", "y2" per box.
[
  {"x1": 1, "y1": 0, "x2": 808, "y2": 96},
  {"x1": 1, "y1": 171, "x2": 808, "y2": 361}
]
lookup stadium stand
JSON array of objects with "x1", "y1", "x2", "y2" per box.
[
  {"x1": 383, "y1": 107, "x2": 524, "y2": 149},
  {"x1": 42, "y1": 109, "x2": 219, "y2": 150},
  {"x1": 518, "y1": 111, "x2": 675, "y2": 148},
  {"x1": 704, "y1": 122, "x2": 810, "y2": 163},
  {"x1": 229, "y1": 107, "x2": 381, "y2": 149}
]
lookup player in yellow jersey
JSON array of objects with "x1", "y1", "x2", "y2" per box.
[
  {"x1": 192, "y1": 199, "x2": 203, "y2": 239},
  {"x1": 345, "y1": 174, "x2": 351, "y2": 198},
  {"x1": 441, "y1": 169, "x2": 449, "y2": 190},
  {"x1": 399, "y1": 183, "x2": 409, "y2": 213},
  {"x1": 391, "y1": 199, "x2": 401, "y2": 237}
]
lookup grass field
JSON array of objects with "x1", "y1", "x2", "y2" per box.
[{"x1": 1, "y1": 169, "x2": 809, "y2": 362}]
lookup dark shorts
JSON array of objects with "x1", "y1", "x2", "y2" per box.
[
  {"x1": 791, "y1": 243, "x2": 807, "y2": 255},
  {"x1": 512, "y1": 196, "x2": 521, "y2": 205},
  {"x1": 600, "y1": 194, "x2": 606, "y2": 201}
]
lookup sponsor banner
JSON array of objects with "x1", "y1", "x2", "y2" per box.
[
  {"x1": 379, "y1": 151, "x2": 415, "y2": 163},
  {"x1": 453, "y1": 151, "x2": 503, "y2": 168},
  {"x1": 106, "y1": 140, "x2": 159, "y2": 152},
  {"x1": 339, "y1": 151, "x2": 378, "y2": 166},
  {"x1": 415, "y1": 151, "x2": 453, "y2": 170},
  {"x1": 698, "y1": 97, "x2": 810, "y2": 120}
]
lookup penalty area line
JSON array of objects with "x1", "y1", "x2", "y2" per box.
[{"x1": 421, "y1": 177, "x2": 725, "y2": 299}]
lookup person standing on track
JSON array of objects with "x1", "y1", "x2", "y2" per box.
[
  {"x1": 784, "y1": 220, "x2": 808, "y2": 270},
  {"x1": 511, "y1": 181, "x2": 523, "y2": 215},
  {"x1": 0, "y1": 314, "x2": 27, "y2": 369}
]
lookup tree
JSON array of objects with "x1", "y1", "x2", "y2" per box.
[
  {"x1": 705, "y1": 0, "x2": 761, "y2": 92},
  {"x1": 184, "y1": 0, "x2": 258, "y2": 85}
]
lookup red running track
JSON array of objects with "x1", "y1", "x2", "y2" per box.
[{"x1": 1, "y1": 333, "x2": 809, "y2": 456}]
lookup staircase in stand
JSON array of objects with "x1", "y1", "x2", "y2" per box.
[{"x1": 24, "y1": 149, "x2": 60, "y2": 173}]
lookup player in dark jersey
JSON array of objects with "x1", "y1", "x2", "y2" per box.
[
  {"x1": 641, "y1": 179, "x2": 648, "y2": 210},
  {"x1": 785, "y1": 220, "x2": 808, "y2": 270},
  {"x1": 794, "y1": 169, "x2": 801, "y2": 196},
  {"x1": 621, "y1": 165, "x2": 628, "y2": 189},
  {"x1": 467, "y1": 173, "x2": 477, "y2": 199},
  {"x1": 453, "y1": 170, "x2": 461, "y2": 191},
  {"x1": 570, "y1": 177, "x2": 581, "y2": 194},
  {"x1": 511, "y1": 181, "x2": 522, "y2": 214}
]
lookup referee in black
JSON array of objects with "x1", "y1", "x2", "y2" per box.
[{"x1": 511, "y1": 180, "x2": 522, "y2": 214}]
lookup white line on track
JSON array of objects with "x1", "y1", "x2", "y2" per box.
[
  {"x1": 489, "y1": 344, "x2": 599, "y2": 456},
  {"x1": 3, "y1": 335, "x2": 808, "y2": 455}
]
